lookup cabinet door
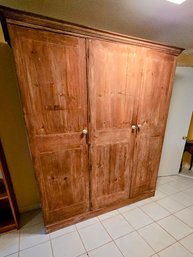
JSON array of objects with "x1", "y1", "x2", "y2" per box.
[
  {"x1": 130, "y1": 50, "x2": 176, "y2": 198},
  {"x1": 88, "y1": 39, "x2": 144, "y2": 209},
  {"x1": 8, "y1": 25, "x2": 89, "y2": 226}
]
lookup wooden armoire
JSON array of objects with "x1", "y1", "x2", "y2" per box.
[{"x1": 0, "y1": 6, "x2": 183, "y2": 232}]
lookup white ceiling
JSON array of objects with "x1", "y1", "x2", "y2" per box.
[{"x1": 0, "y1": 0, "x2": 193, "y2": 49}]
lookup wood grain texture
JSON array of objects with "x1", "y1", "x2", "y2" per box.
[
  {"x1": 130, "y1": 50, "x2": 176, "y2": 198},
  {"x1": 4, "y1": 12, "x2": 181, "y2": 232},
  {"x1": 8, "y1": 24, "x2": 90, "y2": 226},
  {"x1": 46, "y1": 190, "x2": 154, "y2": 232},
  {"x1": 88, "y1": 39, "x2": 145, "y2": 209}
]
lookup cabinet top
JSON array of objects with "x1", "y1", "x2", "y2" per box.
[{"x1": 0, "y1": 5, "x2": 183, "y2": 56}]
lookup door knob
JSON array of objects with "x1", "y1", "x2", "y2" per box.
[
  {"x1": 131, "y1": 125, "x2": 137, "y2": 130},
  {"x1": 137, "y1": 124, "x2": 142, "y2": 129},
  {"x1": 82, "y1": 129, "x2": 88, "y2": 135}
]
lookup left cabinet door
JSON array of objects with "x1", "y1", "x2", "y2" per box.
[{"x1": 8, "y1": 25, "x2": 90, "y2": 227}]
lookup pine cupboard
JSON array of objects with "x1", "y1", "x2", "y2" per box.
[{"x1": 0, "y1": 6, "x2": 183, "y2": 232}]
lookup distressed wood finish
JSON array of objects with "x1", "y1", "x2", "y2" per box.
[
  {"x1": 88, "y1": 40, "x2": 144, "y2": 209},
  {"x1": 0, "y1": 7, "x2": 183, "y2": 232},
  {"x1": 8, "y1": 25, "x2": 90, "y2": 226},
  {"x1": 130, "y1": 50, "x2": 176, "y2": 198}
]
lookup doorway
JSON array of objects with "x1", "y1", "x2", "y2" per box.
[{"x1": 179, "y1": 112, "x2": 193, "y2": 177}]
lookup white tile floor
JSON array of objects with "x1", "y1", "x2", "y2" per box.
[{"x1": 1, "y1": 174, "x2": 193, "y2": 257}]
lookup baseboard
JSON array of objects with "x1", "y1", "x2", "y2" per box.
[{"x1": 19, "y1": 203, "x2": 41, "y2": 213}]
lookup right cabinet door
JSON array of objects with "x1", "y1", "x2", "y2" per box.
[{"x1": 130, "y1": 49, "x2": 176, "y2": 198}]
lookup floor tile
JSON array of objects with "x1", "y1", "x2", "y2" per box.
[
  {"x1": 138, "y1": 223, "x2": 175, "y2": 252},
  {"x1": 76, "y1": 217, "x2": 99, "y2": 230},
  {"x1": 158, "y1": 215, "x2": 193, "y2": 240},
  {"x1": 151, "y1": 190, "x2": 167, "y2": 201},
  {"x1": 98, "y1": 210, "x2": 119, "y2": 221},
  {"x1": 49, "y1": 225, "x2": 76, "y2": 239},
  {"x1": 180, "y1": 233, "x2": 193, "y2": 253},
  {"x1": 115, "y1": 231, "x2": 154, "y2": 257},
  {"x1": 0, "y1": 230, "x2": 19, "y2": 257},
  {"x1": 118, "y1": 203, "x2": 138, "y2": 214},
  {"x1": 20, "y1": 209, "x2": 43, "y2": 229},
  {"x1": 136, "y1": 198, "x2": 153, "y2": 207},
  {"x1": 19, "y1": 223, "x2": 49, "y2": 250},
  {"x1": 170, "y1": 192, "x2": 193, "y2": 207},
  {"x1": 7, "y1": 254, "x2": 19, "y2": 257},
  {"x1": 140, "y1": 202, "x2": 170, "y2": 221},
  {"x1": 78, "y1": 222, "x2": 111, "y2": 251},
  {"x1": 88, "y1": 241, "x2": 123, "y2": 257},
  {"x1": 102, "y1": 215, "x2": 134, "y2": 239},
  {"x1": 188, "y1": 205, "x2": 193, "y2": 212},
  {"x1": 157, "y1": 176, "x2": 175, "y2": 185},
  {"x1": 123, "y1": 208, "x2": 153, "y2": 229},
  {"x1": 158, "y1": 242, "x2": 193, "y2": 257},
  {"x1": 19, "y1": 241, "x2": 53, "y2": 257},
  {"x1": 157, "y1": 197, "x2": 185, "y2": 213},
  {"x1": 167, "y1": 180, "x2": 191, "y2": 191},
  {"x1": 51, "y1": 231, "x2": 85, "y2": 257},
  {"x1": 175, "y1": 208, "x2": 193, "y2": 228},
  {"x1": 158, "y1": 184, "x2": 179, "y2": 195},
  {"x1": 183, "y1": 187, "x2": 193, "y2": 195}
]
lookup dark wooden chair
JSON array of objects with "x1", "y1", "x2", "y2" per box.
[{"x1": 180, "y1": 140, "x2": 193, "y2": 171}]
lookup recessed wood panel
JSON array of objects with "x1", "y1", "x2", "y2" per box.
[
  {"x1": 8, "y1": 25, "x2": 89, "y2": 226},
  {"x1": 90, "y1": 143, "x2": 132, "y2": 209},
  {"x1": 9, "y1": 25, "x2": 87, "y2": 135}
]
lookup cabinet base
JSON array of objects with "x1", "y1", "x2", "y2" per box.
[{"x1": 45, "y1": 191, "x2": 155, "y2": 233}]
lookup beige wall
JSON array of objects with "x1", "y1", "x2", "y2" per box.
[
  {"x1": 0, "y1": 24, "x2": 5, "y2": 43},
  {"x1": 0, "y1": 41, "x2": 40, "y2": 212},
  {"x1": 177, "y1": 53, "x2": 193, "y2": 67}
]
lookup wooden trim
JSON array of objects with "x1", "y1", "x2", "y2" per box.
[
  {"x1": 0, "y1": 5, "x2": 183, "y2": 56},
  {"x1": 45, "y1": 191, "x2": 154, "y2": 232}
]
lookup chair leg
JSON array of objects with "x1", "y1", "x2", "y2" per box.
[
  {"x1": 190, "y1": 154, "x2": 193, "y2": 171},
  {"x1": 179, "y1": 159, "x2": 183, "y2": 172}
]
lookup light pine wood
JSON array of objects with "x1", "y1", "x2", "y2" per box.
[
  {"x1": 88, "y1": 39, "x2": 145, "y2": 209},
  {"x1": 8, "y1": 25, "x2": 90, "y2": 226},
  {"x1": 130, "y1": 50, "x2": 176, "y2": 198},
  {"x1": 0, "y1": 7, "x2": 183, "y2": 232}
]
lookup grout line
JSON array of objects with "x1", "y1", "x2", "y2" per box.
[
  {"x1": 75, "y1": 217, "x2": 100, "y2": 231},
  {"x1": 18, "y1": 240, "x2": 51, "y2": 254},
  {"x1": 49, "y1": 235, "x2": 55, "y2": 257},
  {"x1": 137, "y1": 223, "x2": 177, "y2": 255},
  {"x1": 49, "y1": 227, "x2": 77, "y2": 240},
  {"x1": 178, "y1": 238, "x2": 193, "y2": 255},
  {"x1": 76, "y1": 227, "x2": 90, "y2": 255}
]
